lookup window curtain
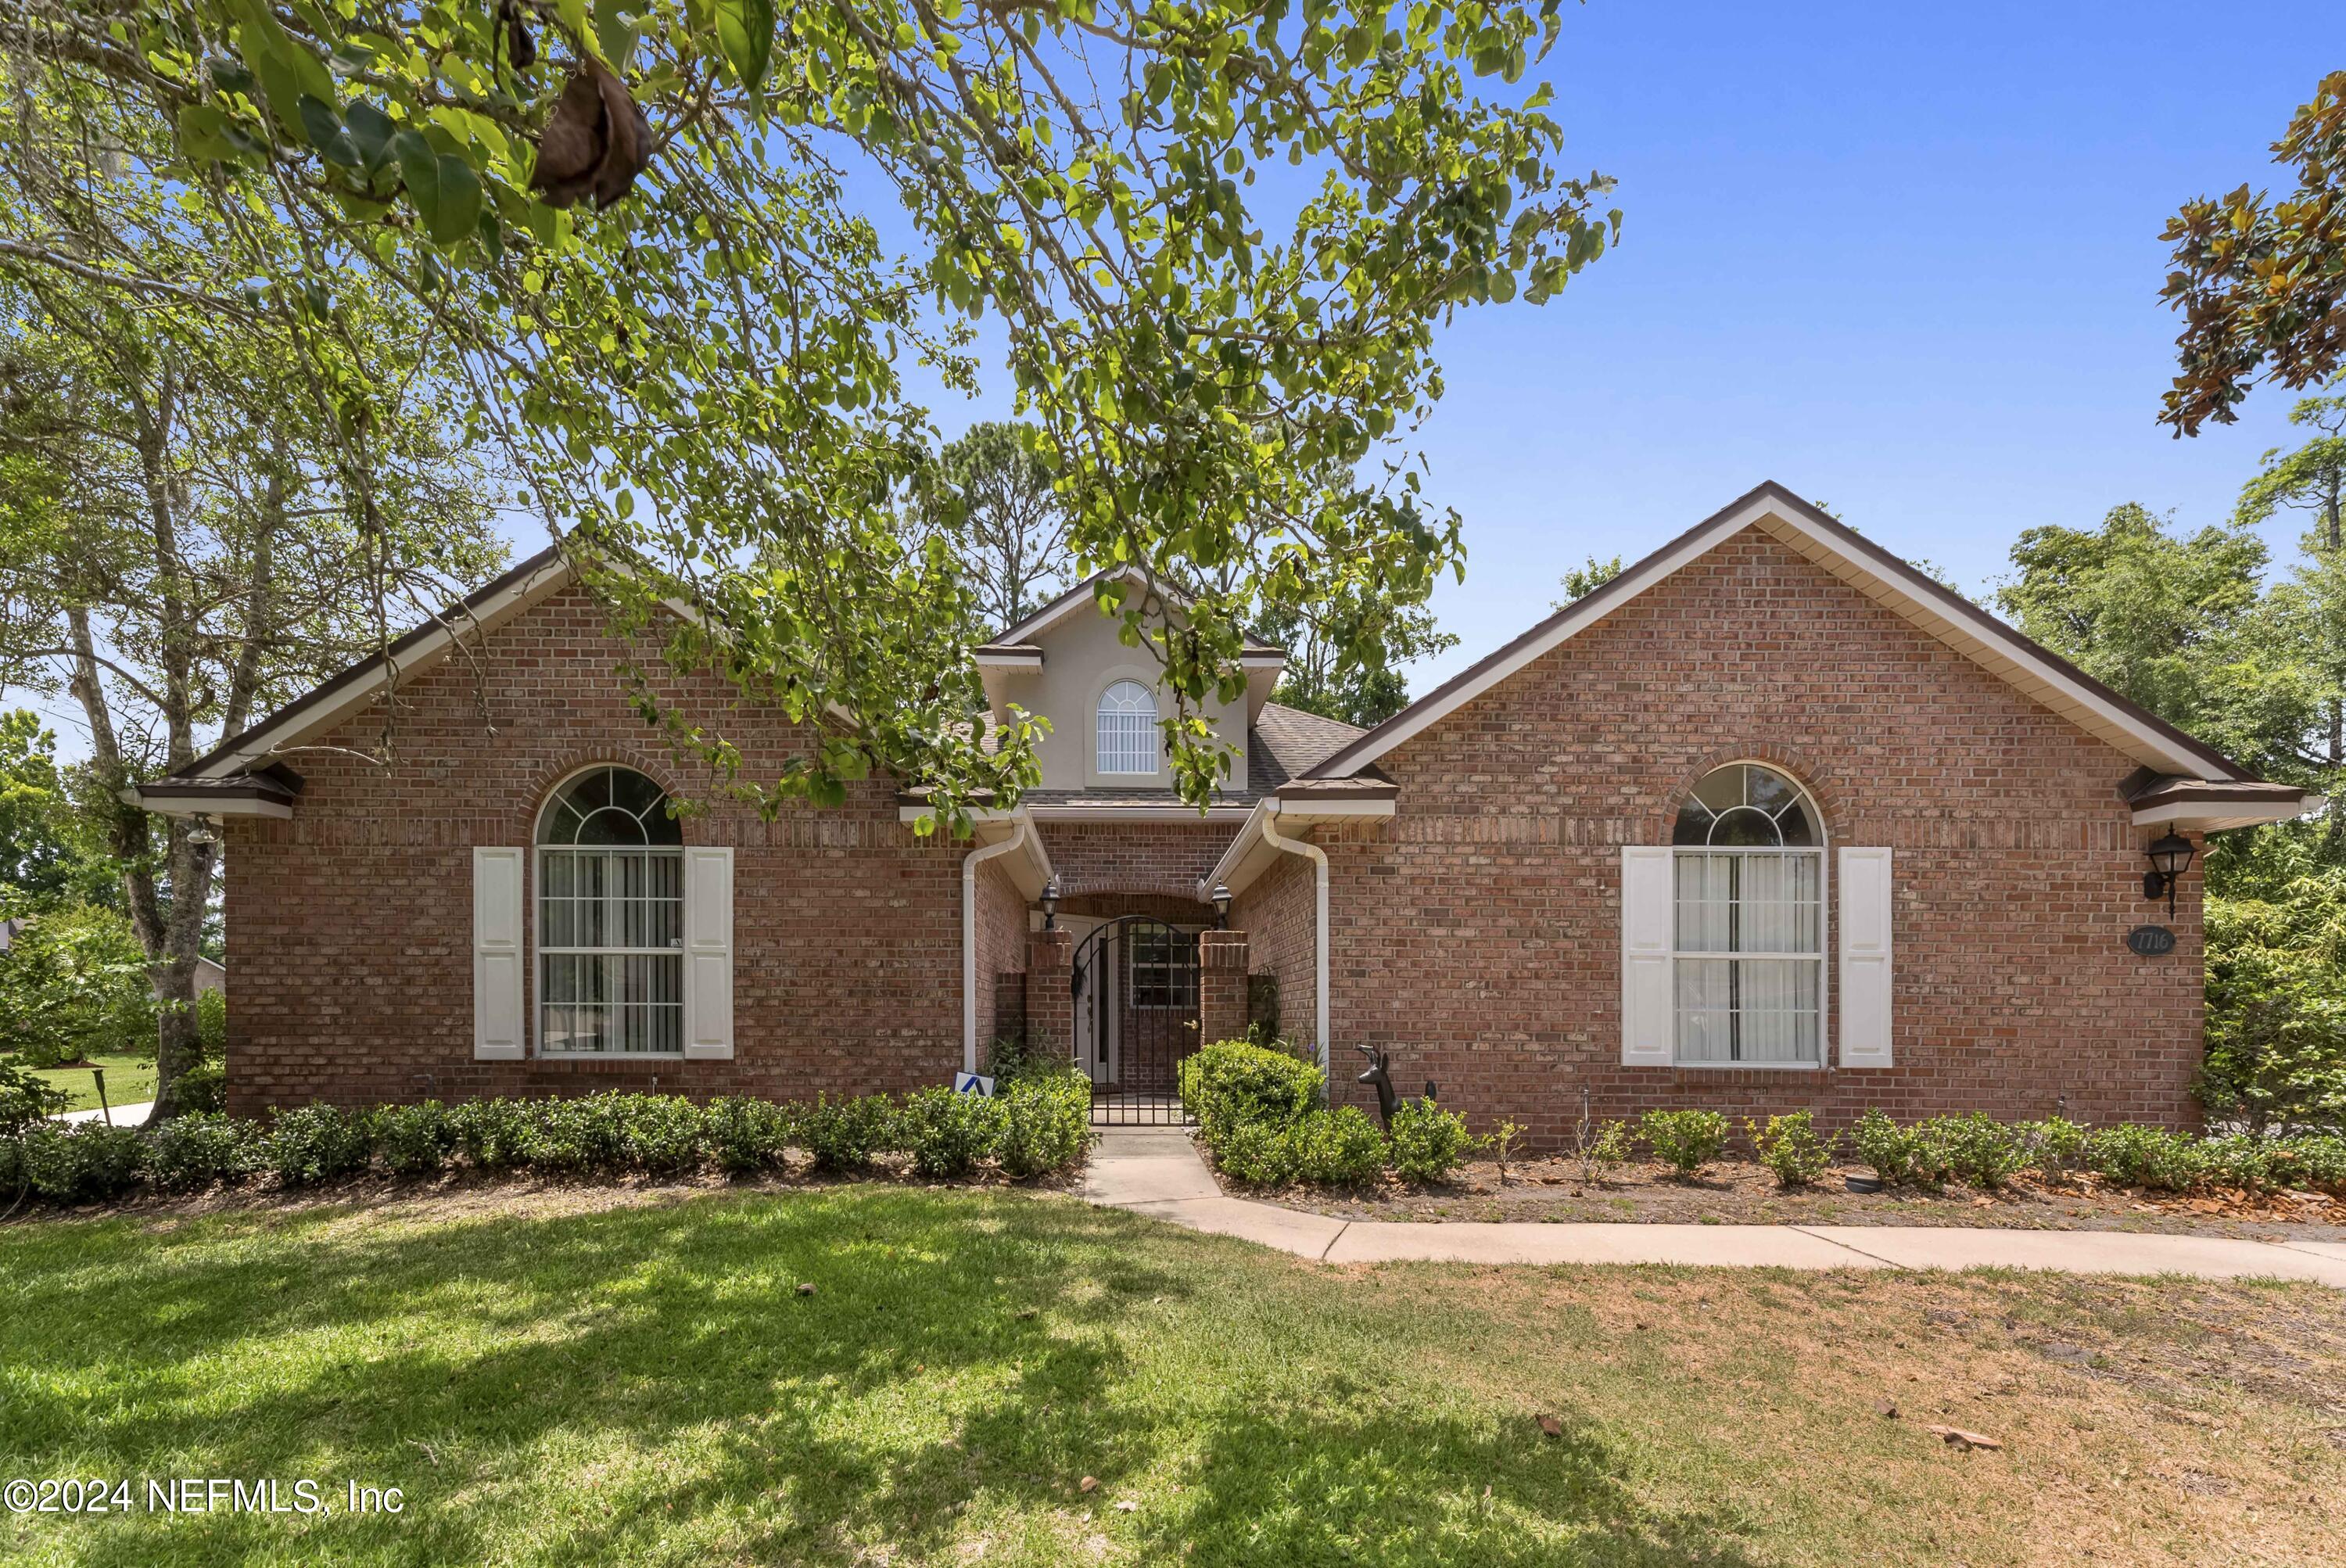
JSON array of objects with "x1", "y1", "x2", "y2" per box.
[{"x1": 1673, "y1": 852, "x2": 1822, "y2": 1064}]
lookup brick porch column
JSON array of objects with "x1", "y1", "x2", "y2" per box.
[
  {"x1": 1196, "y1": 928, "x2": 1250, "y2": 1047},
  {"x1": 1024, "y1": 928, "x2": 1074, "y2": 1064}
]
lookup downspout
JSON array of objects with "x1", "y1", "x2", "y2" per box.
[
  {"x1": 1258, "y1": 803, "x2": 1330, "y2": 1075},
  {"x1": 963, "y1": 815, "x2": 1032, "y2": 1076}
]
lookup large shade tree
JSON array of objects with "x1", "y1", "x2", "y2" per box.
[
  {"x1": 1, "y1": 0, "x2": 1618, "y2": 818},
  {"x1": 0, "y1": 74, "x2": 508, "y2": 1116}
]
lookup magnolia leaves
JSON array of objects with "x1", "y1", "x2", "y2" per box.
[
  {"x1": 714, "y1": 0, "x2": 777, "y2": 91},
  {"x1": 531, "y1": 60, "x2": 652, "y2": 210}
]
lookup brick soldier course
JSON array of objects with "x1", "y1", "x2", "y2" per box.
[{"x1": 138, "y1": 482, "x2": 2308, "y2": 1145}]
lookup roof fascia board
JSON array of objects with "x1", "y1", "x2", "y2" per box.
[
  {"x1": 125, "y1": 791, "x2": 296, "y2": 820},
  {"x1": 2132, "y1": 795, "x2": 2319, "y2": 831},
  {"x1": 995, "y1": 565, "x2": 1186, "y2": 645},
  {"x1": 182, "y1": 547, "x2": 573, "y2": 780},
  {"x1": 1024, "y1": 802, "x2": 1253, "y2": 823},
  {"x1": 1308, "y1": 483, "x2": 2251, "y2": 784}
]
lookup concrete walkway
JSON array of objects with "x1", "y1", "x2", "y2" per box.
[
  {"x1": 54, "y1": 1100, "x2": 155, "y2": 1128},
  {"x1": 1082, "y1": 1125, "x2": 2346, "y2": 1286}
]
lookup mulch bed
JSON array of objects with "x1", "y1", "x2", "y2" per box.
[{"x1": 1241, "y1": 1151, "x2": 2346, "y2": 1241}]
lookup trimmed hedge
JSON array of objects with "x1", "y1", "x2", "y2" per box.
[
  {"x1": 0, "y1": 1078, "x2": 1093, "y2": 1207},
  {"x1": 1179, "y1": 1040, "x2": 1322, "y2": 1144}
]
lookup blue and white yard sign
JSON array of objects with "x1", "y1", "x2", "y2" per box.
[{"x1": 952, "y1": 1071, "x2": 996, "y2": 1097}]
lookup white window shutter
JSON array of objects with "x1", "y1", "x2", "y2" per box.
[
  {"x1": 683, "y1": 846, "x2": 735, "y2": 1060},
  {"x1": 1838, "y1": 846, "x2": 1894, "y2": 1067},
  {"x1": 1620, "y1": 846, "x2": 1674, "y2": 1067},
  {"x1": 472, "y1": 847, "x2": 526, "y2": 1060}
]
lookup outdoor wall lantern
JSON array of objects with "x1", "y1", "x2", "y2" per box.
[
  {"x1": 2143, "y1": 832, "x2": 2196, "y2": 917},
  {"x1": 1040, "y1": 877, "x2": 1060, "y2": 931},
  {"x1": 1211, "y1": 881, "x2": 1233, "y2": 928}
]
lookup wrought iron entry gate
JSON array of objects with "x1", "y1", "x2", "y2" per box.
[{"x1": 1070, "y1": 916, "x2": 1200, "y2": 1125}]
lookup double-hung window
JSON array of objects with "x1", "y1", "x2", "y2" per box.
[
  {"x1": 536, "y1": 766, "x2": 684, "y2": 1055},
  {"x1": 1670, "y1": 765, "x2": 1824, "y2": 1065}
]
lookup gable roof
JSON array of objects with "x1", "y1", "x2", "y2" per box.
[
  {"x1": 158, "y1": 544, "x2": 573, "y2": 784},
  {"x1": 1305, "y1": 480, "x2": 2261, "y2": 786},
  {"x1": 984, "y1": 565, "x2": 1284, "y2": 658}
]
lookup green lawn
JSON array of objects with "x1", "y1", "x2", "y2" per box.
[
  {"x1": 20, "y1": 1053, "x2": 154, "y2": 1115},
  {"x1": 2, "y1": 1182, "x2": 2340, "y2": 1566}
]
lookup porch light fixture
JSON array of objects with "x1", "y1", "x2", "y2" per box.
[
  {"x1": 1040, "y1": 876, "x2": 1060, "y2": 931},
  {"x1": 1211, "y1": 881, "x2": 1232, "y2": 928},
  {"x1": 2143, "y1": 831, "x2": 2196, "y2": 917}
]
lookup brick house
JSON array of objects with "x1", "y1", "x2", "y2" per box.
[{"x1": 136, "y1": 483, "x2": 2310, "y2": 1138}]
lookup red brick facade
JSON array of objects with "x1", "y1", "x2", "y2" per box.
[
  {"x1": 216, "y1": 527, "x2": 2214, "y2": 1145},
  {"x1": 223, "y1": 585, "x2": 982, "y2": 1115},
  {"x1": 1315, "y1": 530, "x2": 2204, "y2": 1143}
]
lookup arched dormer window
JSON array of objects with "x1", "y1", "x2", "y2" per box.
[
  {"x1": 1096, "y1": 680, "x2": 1160, "y2": 776},
  {"x1": 1669, "y1": 764, "x2": 1825, "y2": 1065},
  {"x1": 535, "y1": 766, "x2": 683, "y2": 1054}
]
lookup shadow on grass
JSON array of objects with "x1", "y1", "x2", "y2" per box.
[{"x1": 1, "y1": 1187, "x2": 1766, "y2": 1566}]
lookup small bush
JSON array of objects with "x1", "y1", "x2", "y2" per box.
[
  {"x1": 19, "y1": 1123, "x2": 147, "y2": 1202},
  {"x1": 376, "y1": 1102, "x2": 457, "y2": 1177},
  {"x1": 1214, "y1": 1118, "x2": 1296, "y2": 1185},
  {"x1": 1746, "y1": 1111, "x2": 1835, "y2": 1188},
  {"x1": 525, "y1": 1096, "x2": 626, "y2": 1175},
  {"x1": 1849, "y1": 1109, "x2": 1913, "y2": 1186},
  {"x1": 799, "y1": 1093, "x2": 896, "y2": 1172},
  {"x1": 1574, "y1": 1118, "x2": 1634, "y2": 1186},
  {"x1": 899, "y1": 1086, "x2": 1008, "y2": 1179},
  {"x1": 1921, "y1": 1112, "x2": 2025, "y2": 1191},
  {"x1": 264, "y1": 1103, "x2": 375, "y2": 1186},
  {"x1": 2020, "y1": 1116, "x2": 2090, "y2": 1182},
  {"x1": 1388, "y1": 1098, "x2": 1473, "y2": 1185},
  {"x1": 2272, "y1": 1134, "x2": 2346, "y2": 1192},
  {"x1": 0, "y1": 1059, "x2": 68, "y2": 1139},
  {"x1": 450, "y1": 1097, "x2": 535, "y2": 1172},
  {"x1": 704, "y1": 1096, "x2": 794, "y2": 1175},
  {"x1": 2086, "y1": 1124, "x2": 2209, "y2": 1193},
  {"x1": 1289, "y1": 1107, "x2": 1387, "y2": 1187},
  {"x1": 174, "y1": 1059, "x2": 227, "y2": 1116},
  {"x1": 624, "y1": 1096, "x2": 708, "y2": 1176},
  {"x1": 1641, "y1": 1108, "x2": 1727, "y2": 1179},
  {"x1": 143, "y1": 1113, "x2": 256, "y2": 1192},
  {"x1": 1178, "y1": 1040, "x2": 1321, "y2": 1146},
  {"x1": 2201, "y1": 1135, "x2": 2284, "y2": 1193},
  {"x1": 998, "y1": 1068, "x2": 1092, "y2": 1179}
]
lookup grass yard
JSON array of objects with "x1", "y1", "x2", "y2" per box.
[
  {"x1": 19, "y1": 1053, "x2": 155, "y2": 1116},
  {"x1": 2, "y1": 1183, "x2": 2342, "y2": 1566}
]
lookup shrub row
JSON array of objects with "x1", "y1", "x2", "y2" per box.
[
  {"x1": 1602, "y1": 1106, "x2": 2346, "y2": 1195},
  {"x1": 0, "y1": 1071, "x2": 1096, "y2": 1207},
  {"x1": 1182, "y1": 1040, "x2": 1476, "y2": 1188}
]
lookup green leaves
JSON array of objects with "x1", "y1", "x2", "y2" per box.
[
  {"x1": 715, "y1": 0, "x2": 777, "y2": 88},
  {"x1": 392, "y1": 131, "x2": 482, "y2": 248}
]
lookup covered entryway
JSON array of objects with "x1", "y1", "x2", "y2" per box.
[{"x1": 1069, "y1": 915, "x2": 1200, "y2": 1125}]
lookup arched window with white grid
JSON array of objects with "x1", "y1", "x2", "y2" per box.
[
  {"x1": 535, "y1": 766, "x2": 684, "y2": 1055},
  {"x1": 1096, "y1": 680, "x2": 1160, "y2": 776}
]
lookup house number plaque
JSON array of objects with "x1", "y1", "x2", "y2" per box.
[{"x1": 2126, "y1": 925, "x2": 2177, "y2": 957}]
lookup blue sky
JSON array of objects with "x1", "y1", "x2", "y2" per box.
[
  {"x1": 1369, "y1": 0, "x2": 2345, "y2": 686},
  {"x1": 866, "y1": 1, "x2": 2344, "y2": 691}
]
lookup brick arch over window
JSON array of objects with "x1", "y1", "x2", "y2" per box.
[
  {"x1": 510, "y1": 751, "x2": 693, "y2": 845},
  {"x1": 1655, "y1": 744, "x2": 1842, "y2": 845}
]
